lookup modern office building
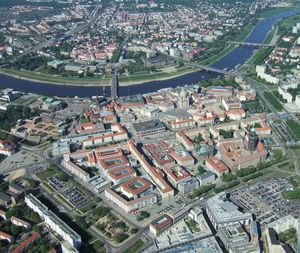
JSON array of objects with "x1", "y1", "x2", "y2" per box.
[{"x1": 205, "y1": 194, "x2": 252, "y2": 230}]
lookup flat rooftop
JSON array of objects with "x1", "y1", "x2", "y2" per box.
[{"x1": 132, "y1": 119, "x2": 165, "y2": 132}]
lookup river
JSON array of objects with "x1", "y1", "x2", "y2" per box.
[{"x1": 0, "y1": 9, "x2": 299, "y2": 97}]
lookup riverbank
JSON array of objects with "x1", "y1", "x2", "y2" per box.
[{"x1": 0, "y1": 66, "x2": 198, "y2": 87}]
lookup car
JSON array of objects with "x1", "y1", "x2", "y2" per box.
[{"x1": 129, "y1": 209, "x2": 140, "y2": 215}]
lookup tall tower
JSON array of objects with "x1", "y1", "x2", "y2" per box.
[
  {"x1": 178, "y1": 88, "x2": 189, "y2": 108},
  {"x1": 248, "y1": 128, "x2": 258, "y2": 152},
  {"x1": 111, "y1": 66, "x2": 118, "y2": 100}
]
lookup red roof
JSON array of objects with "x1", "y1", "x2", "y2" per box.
[
  {"x1": 11, "y1": 232, "x2": 40, "y2": 253},
  {"x1": 206, "y1": 157, "x2": 229, "y2": 174}
]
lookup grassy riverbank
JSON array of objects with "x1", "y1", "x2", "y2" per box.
[
  {"x1": 199, "y1": 21, "x2": 256, "y2": 66},
  {"x1": 1, "y1": 66, "x2": 196, "y2": 86},
  {"x1": 258, "y1": 6, "x2": 299, "y2": 18}
]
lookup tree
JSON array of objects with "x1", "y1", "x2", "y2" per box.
[
  {"x1": 178, "y1": 61, "x2": 184, "y2": 67},
  {"x1": 10, "y1": 225, "x2": 21, "y2": 235},
  {"x1": 130, "y1": 228, "x2": 139, "y2": 234},
  {"x1": 6, "y1": 206, "x2": 22, "y2": 219},
  {"x1": 197, "y1": 166, "x2": 206, "y2": 175},
  {"x1": 113, "y1": 233, "x2": 129, "y2": 243},
  {"x1": 95, "y1": 206, "x2": 110, "y2": 218},
  {"x1": 222, "y1": 173, "x2": 237, "y2": 182}
]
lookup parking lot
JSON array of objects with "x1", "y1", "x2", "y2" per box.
[
  {"x1": 230, "y1": 178, "x2": 300, "y2": 225},
  {"x1": 47, "y1": 176, "x2": 68, "y2": 191},
  {"x1": 271, "y1": 120, "x2": 295, "y2": 144},
  {"x1": 62, "y1": 187, "x2": 90, "y2": 209}
]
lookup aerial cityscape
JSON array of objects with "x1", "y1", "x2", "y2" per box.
[{"x1": 0, "y1": 0, "x2": 299, "y2": 253}]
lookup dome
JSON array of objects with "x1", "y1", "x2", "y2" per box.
[{"x1": 197, "y1": 144, "x2": 214, "y2": 156}]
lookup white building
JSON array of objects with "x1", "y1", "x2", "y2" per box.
[
  {"x1": 256, "y1": 65, "x2": 279, "y2": 84},
  {"x1": 62, "y1": 157, "x2": 90, "y2": 182},
  {"x1": 278, "y1": 86, "x2": 293, "y2": 103},
  {"x1": 25, "y1": 194, "x2": 81, "y2": 249}
]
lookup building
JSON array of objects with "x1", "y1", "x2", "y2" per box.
[
  {"x1": 119, "y1": 177, "x2": 153, "y2": 199},
  {"x1": 189, "y1": 207, "x2": 204, "y2": 224},
  {"x1": 10, "y1": 216, "x2": 31, "y2": 229},
  {"x1": 0, "y1": 192, "x2": 12, "y2": 207},
  {"x1": 169, "y1": 148, "x2": 195, "y2": 167},
  {"x1": 105, "y1": 177, "x2": 157, "y2": 213},
  {"x1": 218, "y1": 224, "x2": 260, "y2": 253},
  {"x1": 219, "y1": 138, "x2": 268, "y2": 171},
  {"x1": 171, "y1": 119, "x2": 196, "y2": 130},
  {"x1": 82, "y1": 123, "x2": 128, "y2": 148},
  {"x1": 205, "y1": 194, "x2": 252, "y2": 230},
  {"x1": 0, "y1": 209, "x2": 6, "y2": 220},
  {"x1": 267, "y1": 215, "x2": 299, "y2": 234},
  {"x1": 0, "y1": 230, "x2": 14, "y2": 243},
  {"x1": 89, "y1": 175, "x2": 111, "y2": 193},
  {"x1": 52, "y1": 141, "x2": 70, "y2": 156},
  {"x1": 176, "y1": 130, "x2": 194, "y2": 151},
  {"x1": 42, "y1": 97, "x2": 66, "y2": 112},
  {"x1": 206, "y1": 86, "x2": 233, "y2": 97},
  {"x1": 248, "y1": 129, "x2": 258, "y2": 151},
  {"x1": 162, "y1": 164, "x2": 191, "y2": 188},
  {"x1": 205, "y1": 157, "x2": 229, "y2": 177},
  {"x1": 225, "y1": 109, "x2": 246, "y2": 121},
  {"x1": 11, "y1": 232, "x2": 40, "y2": 253},
  {"x1": 62, "y1": 158, "x2": 90, "y2": 182},
  {"x1": 0, "y1": 140, "x2": 16, "y2": 156},
  {"x1": 149, "y1": 214, "x2": 173, "y2": 236},
  {"x1": 178, "y1": 89, "x2": 190, "y2": 108},
  {"x1": 61, "y1": 240, "x2": 79, "y2": 253},
  {"x1": 132, "y1": 119, "x2": 166, "y2": 137},
  {"x1": 177, "y1": 177, "x2": 199, "y2": 194},
  {"x1": 105, "y1": 188, "x2": 157, "y2": 213},
  {"x1": 198, "y1": 171, "x2": 216, "y2": 186},
  {"x1": 25, "y1": 194, "x2": 81, "y2": 248},
  {"x1": 128, "y1": 140, "x2": 174, "y2": 199},
  {"x1": 256, "y1": 65, "x2": 279, "y2": 84},
  {"x1": 107, "y1": 166, "x2": 136, "y2": 185},
  {"x1": 136, "y1": 106, "x2": 159, "y2": 118},
  {"x1": 265, "y1": 228, "x2": 294, "y2": 253}
]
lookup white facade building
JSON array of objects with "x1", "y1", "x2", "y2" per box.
[{"x1": 25, "y1": 194, "x2": 81, "y2": 249}]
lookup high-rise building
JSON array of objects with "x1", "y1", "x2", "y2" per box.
[{"x1": 248, "y1": 128, "x2": 258, "y2": 152}]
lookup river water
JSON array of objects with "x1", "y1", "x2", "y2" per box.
[{"x1": 0, "y1": 9, "x2": 299, "y2": 97}]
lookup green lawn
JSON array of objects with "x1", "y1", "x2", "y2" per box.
[
  {"x1": 124, "y1": 240, "x2": 144, "y2": 253},
  {"x1": 243, "y1": 100, "x2": 264, "y2": 114},
  {"x1": 292, "y1": 149, "x2": 300, "y2": 164},
  {"x1": 259, "y1": 7, "x2": 299, "y2": 18},
  {"x1": 235, "y1": 22, "x2": 255, "y2": 42},
  {"x1": 118, "y1": 66, "x2": 195, "y2": 82},
  {"x1": 264, "y1": 28, "x2": 276, "y2": 44},
  {"x1": 286, "y1": 119, "x2": 300, "y2": 140},
  {"x1": 35, "y1": 167, "x2": 58, "y2": 180},
  {"x1": 42, "y1": 182, "x2": 55, "y2": 193},
  {"x1": 247, "y1": 47, "x2": 274, "y2": 65},
  {"x1": 264, "y1": 91, "x2": 283, "y2": 110},
  {"x1": 2, "y1": 66, "x2": 196, "y2": 86}
]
